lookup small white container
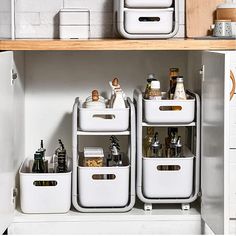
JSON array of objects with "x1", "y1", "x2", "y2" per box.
[
  {"x1": 78, "y1": 163, "x2": 130, "y2": 207},
  {"x1": 20, "y1": 157, "x2": 71, "y2": 214},
  {"x1": 143, "y1": 96, "x2": 195, "y2": 124},
  {"x1": 125, "y1": 0, "x2": 173, "y2": 8},
  {"x1": 59, "y1": 9, "x2": 90, "y2": 39},
  {"x1": 143, "y1": 157, "x2": 194, "y2": 198},
  {"x1": 60, "y1": 9, "x2": 90, "y2": 26},
  {"x1": 124, "y1": 8, "x2": 174, "y2": 34},
  {"x1": 79, "y1": 103, "x2": 129, "y2": 131},
  {"x1": 59, "y1": 25, "x2": 89, "y2": 39}
]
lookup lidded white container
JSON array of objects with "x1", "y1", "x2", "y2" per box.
[
  {"x1": 125, "y1": 0, "x2": 173, "y2": 8},
  {"x1": 59, "y1": 9, "x2": 90, "y2": 39},
  {"x1": 124, "y1": 8, "x2": 174, "y2": 34}
]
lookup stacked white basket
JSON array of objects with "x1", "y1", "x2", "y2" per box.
[{"x1": 114, "y1": 0, "x2": 179, "y2": 39}]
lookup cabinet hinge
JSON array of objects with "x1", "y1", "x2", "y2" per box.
[
  {"x1": 12, "y1": 187, "x2": 18, "y2": 205},
  {"x1": 11, "y1": 69, "x2": 18, "y2": 85},
  {"x1": 198, "y1": 191, "x2": 202, "y2": 197},
  {"x1": 200, "y1": 65, "x2": 205, "y2": 82}
]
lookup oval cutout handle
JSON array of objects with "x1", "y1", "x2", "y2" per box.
[
  {"x1": 159, "y1": 106, "x2": 182, "y2": 111},
  {"x1": 157, "y1": 165, "x2": 181, "y2": 171},
  {"x1": 139, "y1": 17, "x2": 160, "y2": 22},
  {"x1": 33, "y1": 180, "x2": 57, "y2": 187},
  {"x1": 92, "y1": 114, "x2": 115, "y2": 120},
  {"x1": 92, "y1": 174, "x2": 116, "y2": 180}
]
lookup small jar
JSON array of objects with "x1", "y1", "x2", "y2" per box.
[{"x1": 149, "y1": 81, "x2": 162, "y2": 100}]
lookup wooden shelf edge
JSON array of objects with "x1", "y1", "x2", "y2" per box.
[{"x1": 0, "y1": 39, "x2": 235, "y2": 51}]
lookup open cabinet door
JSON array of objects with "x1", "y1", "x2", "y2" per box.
[
  {"x1": 201, "y1": 51, "x2": 230, "y2": 235},
  {"x1": 0, "y1": 51, "x2": 14, "y2": 234}
]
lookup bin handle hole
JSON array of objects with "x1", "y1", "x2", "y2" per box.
[
  {"x1": 33, "y1": 181, "x2": 57, "y2": 186},
  {"x1": 157, "y1": 165, "x2": 181, "y2": 171},
  {"x1": 92, "y1": 174, "x2": 116, "y2": 180},
  {"x1": 159, "y1": 106, "x2": 182, "y2": 111},
  {"x1": 139, "y1": 17, "x2": 160, "y2": 22},
  {"x1": 92, "y1": 114, "x2": 115, "y2": 120}
]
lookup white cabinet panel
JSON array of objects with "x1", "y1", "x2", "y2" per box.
[
  {"x1": 230, "y1": 220, "x2": 236, "y2": 235},
  {"x1": 201, "y1": 52, "x2": 230, "y2": 235},
  {"x1": 230, "y1": 96, "x2": 236, "y2": 148},
  {"x1": 0, "y1": 51, "x2": 14, "y2": 234}
]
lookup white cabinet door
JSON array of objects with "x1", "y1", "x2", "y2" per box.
[
  {"x1": 0, "y1": 51, "x2": 14, "y2": 234},
  {"x1": 201, "y1": 51, "x2": 230, "y2": 235}
]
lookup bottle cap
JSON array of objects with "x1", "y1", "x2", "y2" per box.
[
  {"x1": 112, "y1": 78, "x2": 119, "y2": 86},
  {"x1": 150, "y1": 80, "x2": 160, "y2": 89},
  {"x1": 147, "y1": 73, "x2": 156, "y2": 83},
  {"x1": 177, "y1": 76, "x2": 184, "y2": 83}
]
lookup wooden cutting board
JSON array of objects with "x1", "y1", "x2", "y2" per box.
[{"x1": 186, "y1": 0, "x2": 225, "y2": 37}]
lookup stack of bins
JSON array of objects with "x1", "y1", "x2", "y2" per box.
[{"x1": 115, "y1": 0, "x2": 179, "y2": 39}]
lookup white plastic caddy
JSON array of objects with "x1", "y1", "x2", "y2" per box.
[
  {"x1": 72, "y1": 97, "x2": 136, "y2": 212},
  {"x1": 133, "y1": 89, "x2": 201, "y2": 210}
]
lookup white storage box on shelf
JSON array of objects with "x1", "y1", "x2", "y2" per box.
[
  {"x1": 79, "y1": 101, "x2": 129, "y2": 132},
  {"x1": 78, "y1": 155, "x2": 130, "y2": 207},
  {"x1": 143, "y1": 94, "x2": 195, "y2": 124},
  {"x1": 19, "y1": 157, "x2": 72, "y2": 214},
  {"x1": 125, "y1": 0, "x2": 173, "y2": 8},
  {"x1": 124, "y1": 8, "x2": 174, "y2": 34},
  {"x1": 59, "y1": 9, "x2": 90, "y2": 39},
  {"x1": 114, "y1": 0, "x2": 179, "y2": 39},
  {"x1": 143, "y1": 156, "x2": 194, "y2": 198}
]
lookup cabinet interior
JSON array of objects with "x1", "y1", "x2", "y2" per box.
[{"x1": 13, "y1": 50, "x2": 203, "y2": 210}]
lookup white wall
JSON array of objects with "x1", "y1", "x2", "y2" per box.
[
  {"x1": 13, "y1": 0, "x2": 185, "y2": 39},
  {"x1": 0, "y1": 0, "x2": 11, "y2": 38},
  {"x1": 24, "y1": 51, "x2": 188, "y2": 157}
]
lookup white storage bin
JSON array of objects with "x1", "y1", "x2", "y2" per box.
[
  {"x1": 20, "y1": 157, "x2": 72, "y2": 214},
  {"x1": 125, "y1": 0, "x2": 173, "y2": 8},
  {"x1": 79, "y1": 104, "x2": 129, "y2": 131},
  {"x1": 124, "y1": 8, "x2": 174, "y2": 34},
  {"x1": 143, "y1": 157, "x2": 194, "y2": 198},
  {"x1": 78, "y1": 161, "x2": 130, "y2": 207},
  {"x1": 143, "y1": 96, "x2": 195, "y2": 124},
  {"x1": 59, "y1": 9, "x2": 90, "y2": 26}
]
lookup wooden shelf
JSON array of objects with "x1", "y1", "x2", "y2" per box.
[{"x1": 0, "y1": 39, "x2": 235, "y2": 51}]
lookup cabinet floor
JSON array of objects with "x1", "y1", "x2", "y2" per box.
[{"x1": 9, "y1": 203, "x2": 201, "y2": 234}]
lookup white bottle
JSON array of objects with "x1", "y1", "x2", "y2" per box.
[
  {"x1": 109, "y1": 78, "x2": 121, "y2": 107},
  {"x1": 174, "y1": 76, "x2": 187, "y2": 100},
  {"x1": 112, "y1": 89, "x2": 126, "y2": 109},
  {"x1": 149, "y1": 80, "x2": 162, "y2": 100}
]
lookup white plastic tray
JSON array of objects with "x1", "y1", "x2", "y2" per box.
[
  {"x1": 124, "y1": 8, "x2": 174, "y2": 34},
  {"x1": 79, "y1": 103, "x2": 129, "y2": 132},
  {"x1": 125, "y1": 0, "x2": 173, "y2": 8},
  {"x1": 143, "y1": 96, "x2": 195, "y2": 124},
  {"x1": 19, "y1": 157, "x2": 71, "y2": 214},
  {"x1": 143, "y1": 156, "x2": 194, "y2": 198},
  {"x1": 78, "y1": 156, "x2": 130, "y2": 207}
]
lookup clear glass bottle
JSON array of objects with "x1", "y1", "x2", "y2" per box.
[
  {"x1": 151, "y1": 132, "x2": 163, "y2": 158},
  {"x1": 149, "y1": 80, "x2": 162, "y2": 100},
  {"x1": 167, "y1": 68, "x2": 179, "y2": 99},
  {"x1": 174, "y1": 76, "x2": 187, "y2": 100},
  {"x1": 144, "y1": 74, "x2": 156, "y2": 99},
  {"x1": 143, "y1": 127, "x2": 154, "y2": 157}
]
